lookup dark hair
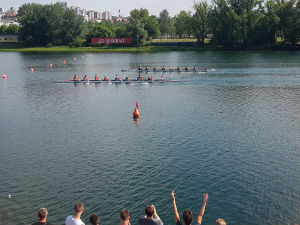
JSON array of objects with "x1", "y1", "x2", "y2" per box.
[
  {"x1": 120, "y1": 210, "x2": 130, "y2": 221},
  {"x1": 90, "y1": 214, "x2": 99, "y2": 225},
  {"x1": 74, "y1": 202, "x2": 84, "y2": 213},
  {"x1": 183, "y1": 210, "x2": 193, "y2": 225},
  {"x1": 38, "y1": 208, "x2": 48, "y2": 220},
  {"x1": 145, "y1": 205, "x2": 154, "y2": 217}
]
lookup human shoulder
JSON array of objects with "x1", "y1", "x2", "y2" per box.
[
  {"x1": 152, "y1": 218, "x2": 163, "y2": 225},
  {"x1": 31, "y1": 223, "x2": 54, "y2": 225}
]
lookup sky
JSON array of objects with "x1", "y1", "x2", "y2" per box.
[{"x1": 2, "y1": 0, "x2": 198, "y2": 17}]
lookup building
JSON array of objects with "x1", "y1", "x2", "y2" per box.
[
  {"x1": 94, "y1": 11, "x2": 102, "y2": 19},
  {"x1": 57, "y1": 2, "x2": 67, "y2": 10},
  {"x1": 102, "y1": 11, "x2": 111, "y2": 21},
  {"x1": 87, "y1": 10, "x2": 95, "y2": 19},
  {"x1": 0, "y1": 34, "x2": 18, "y2": 42}
]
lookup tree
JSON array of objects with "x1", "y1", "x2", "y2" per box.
[
  {"x1": 18, "y1": 3, "x2": 85, "y2": 46},
  {"x1": 209, "y1": 0, "x2": 240, "y2": 46},
  {"x1": 128, "y1": 8, "x2": 160, "y2": 40},
  {"x1": 127, "y1": 20, "x2": 148, "y2": 47},
  {"x1": 5, "y1": 24, "x2": 19, "y2": 35},
  {"x1": 192, "y1": 1, "x2": 210, "y2": 45},
  {"x1": 158, "y1": 9, "x2": 173, "y2": 37},
  {"x1": 175, "y1": 11, "x2": 192, "y2": 38}
]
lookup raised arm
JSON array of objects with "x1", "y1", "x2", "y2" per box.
[
  {"x1": 171, "y1": 190, "x2": 180, "y2": 222},
  {"x1": 197, "y1": 193, "x2": 208, "y2": 224},
  {"x1": 152, "y1": 205, "x2": 162, "y2": 221}
]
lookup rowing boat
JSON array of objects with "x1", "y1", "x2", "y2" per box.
[
  {"x1": 53, "y1": 79, "x2": 180, "y2": 84},
  {"x1": 135, "y1": 69, "x2": 207, "y2": 73}
]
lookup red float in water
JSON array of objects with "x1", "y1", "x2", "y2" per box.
[
  {"x1": 2, "y1": 74, "x2": 7, "y2": 79},
  {"x1": 30, "y1": 68, "x2": 34, "y2": 72}
]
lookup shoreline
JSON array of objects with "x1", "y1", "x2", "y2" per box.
[{"x1": 0, "y1": 45, "x2": 299, "y2": 53}]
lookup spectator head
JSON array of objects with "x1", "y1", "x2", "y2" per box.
[
  {"x1": 183, "y1": 209, "x2": 193, "y2": 225},
  {"x1": 38, "y1": 208, "x2": 48, "y2": 220},
  {"x1": 216, "y1": 219, "x2": 227, "y2": 225},
  {"x1": 145, "y1": 205, "x2": 154, "y2": 217},
  {"x1": 120, "y1": 209, "x2": 130, "y2": 221},
  {"x1": 74, "y1": 202, "x2": 84, "y2": 214},
  {"x1": 89, "y1": 213, "x2": 100, "y2": 225}
]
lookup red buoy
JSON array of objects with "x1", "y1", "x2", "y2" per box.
[
  {"x1": 30, "y1": 68, "x2": 34, "y2": 72},
  {"x1": 63, "y1": 60, "x2": 66, "y2": 64},
  {"x1": 2, "y1": 74, "x2": 7, "y2": 79},
  {"x1": 133, "y1": 107, "x2": 140, "y2": 118}
]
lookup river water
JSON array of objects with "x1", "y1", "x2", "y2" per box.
[{"x1": 0, "y1": 51, "x2": 299, "y2": 225}]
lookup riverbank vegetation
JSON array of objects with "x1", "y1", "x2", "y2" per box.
[{"x1": 1, "y1": 0, "x2": 299, "y2": 50}]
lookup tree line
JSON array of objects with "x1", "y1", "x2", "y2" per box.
[{"x1": 13, "y1": 0, "x2": 300, "y2": 47}]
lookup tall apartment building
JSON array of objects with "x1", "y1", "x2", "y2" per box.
[{"x1": 102, "y1": 11, "x2": 111, "y2": 20}]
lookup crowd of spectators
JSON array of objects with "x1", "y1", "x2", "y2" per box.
[{"x1": 32, "y1": 191, "x2": 227, "y2": 225}]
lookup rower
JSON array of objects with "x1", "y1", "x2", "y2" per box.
[
  {"x1": 138, "y1": 66, "x2": 143, "y2": 70},
  {"x1": 148, "y1": 76, "x2": 154, "y2": 81},
  {"x1": 125, "y1": 75, "x2": 131, "y2": 81},
  {"x1": 82, "y1": 75, "x2": 88, "y2": 81},
  {"x1": 160, "y1": 76, "x2": 164, "y2": 81},
  {"x1": 153, "y1": 66, "x2": 158, "y2": 71},
  {"x1": 177, "y1": 66, "x2": 182, "y2": 71},
  {"x1": 204, "y1": 67, "x2": 207, "y2": 72},
  {"x1": 115, "y1": 74, "x2": 122, "y2": 81},
  {"x1": 185, "y1": 66, "x2": 190, "y2": 71},
  {"x1": 162, "y1": 66, "x2": 167, "y2": 71},
  {"x1": 193, "y1": 65, "x2": 198, "y2": 71},
  {"x1": 137, "y1": 74, "x2": 143, "y2": 81},
  {"x1": 95, "y1": 74, "x2": 101, "y2": 81},
  {"x1": 73, "y1": 74, "x2": 79, "y2": 81},
  {"x1": 145, "y1": 66, "x2": 150, "y2": 71}
]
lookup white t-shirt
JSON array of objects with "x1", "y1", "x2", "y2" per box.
[{"x1": 65, "y1": 215, "x2": 85, "y2": 225}]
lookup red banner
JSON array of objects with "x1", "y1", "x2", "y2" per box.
[{"x1": 91, "y1": 37, "x2": 132, "y2": 44}]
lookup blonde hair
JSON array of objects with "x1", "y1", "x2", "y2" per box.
[{"x1": 216, "y1": 219, "x2": 227, "y2": 225}]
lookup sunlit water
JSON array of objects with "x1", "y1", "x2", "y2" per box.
[{"x1": 0, "y1": 51, "x2": 299, "y2": 225}]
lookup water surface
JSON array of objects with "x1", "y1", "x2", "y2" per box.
[{"x1": 0, "y1": 51, "x2": 299, "y2": 225}]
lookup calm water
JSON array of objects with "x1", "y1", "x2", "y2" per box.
[{"x1": 0, "y1": 51, "x2": 299, "y2": 225}]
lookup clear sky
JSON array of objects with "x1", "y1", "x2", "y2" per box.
[{"x1": 3, "y1": 0, "x2": 198, "y2": 17}]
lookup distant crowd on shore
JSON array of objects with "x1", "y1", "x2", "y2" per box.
[{"x1": 32, "y1": 191, "x2": 227, "y2": 225}]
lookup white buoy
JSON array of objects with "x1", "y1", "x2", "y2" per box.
[{"x1": 8, "y1": 194, "x2": 11, "y2": 198}]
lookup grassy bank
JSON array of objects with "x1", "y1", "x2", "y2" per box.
[
  {"x1": 0, "y1": 43, "x2": 299, "y2": 53},
  {"x1": 0, "y1": 45, "x2": 206, "y2": 53}
]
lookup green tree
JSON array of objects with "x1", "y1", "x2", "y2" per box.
[
  {"x1": 128, "y1": 8, "x2": 160, "y2": 40},
  {"x1": 209, "y1": 0, "x2": 240, "y2": 45},
  {"x1": 5, "y1": 24, "x2": 19, "y2": 35},
  {"x1": 192, "y1": 1, "x2": 210, "y2": 45},
  {"x1": 127, "y1": 20, "x2": 148, "y2": 47},
  {"x1": 158, "y1": 9, "x2": 173, "y2": 37},
  {"x1": 174, "y1": 11, "x2": 192, "y2": 38},
  {"x1": 18, "y1": 3, "x2": 84, "y2": 46}
]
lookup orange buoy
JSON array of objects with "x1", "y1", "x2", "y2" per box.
[
  {"x1": 2, "y1": 74, "x2": 7, "y2": 79},
  {"x1": 30, "y1": 68, "x2": 34, "y2": 72},
  {"x1": 49, "y1": 64, "x2": 53, "y2": 68},
  {"x1": 133, "y1": 107, "x2": 140, "y2": 118}
]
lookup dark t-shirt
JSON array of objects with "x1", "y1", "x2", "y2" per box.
[
  {"x1": 139, "y1": 218, "x2": 163, "y2": 225},
  {"x1": 176, "y1": 221, "x2": 201, "y2": 225},
  {"x1": 32, "y1": 222, "x2": 54, "y2": 225}
]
